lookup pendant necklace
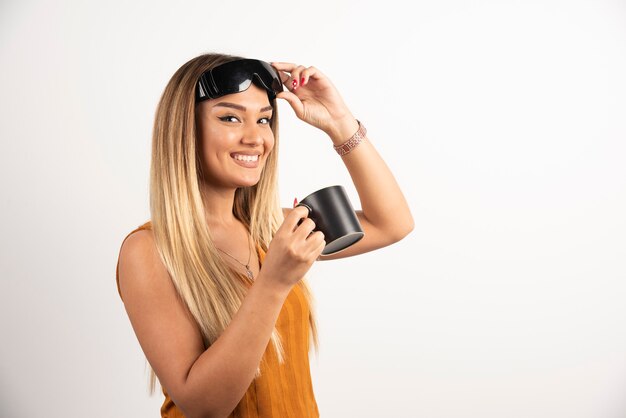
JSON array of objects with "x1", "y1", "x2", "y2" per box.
[{"x1": 216, "y1": 231, "x2": 254, "y2": 280}]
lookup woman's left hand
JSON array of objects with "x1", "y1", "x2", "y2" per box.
[{"x1": 271, "y1": 62, "x2": 358, "y2": 142}]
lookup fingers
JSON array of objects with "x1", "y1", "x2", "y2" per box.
[
  {"x1": 270, "y1": 62, "x2": 323, "y2": 91},
  {"x1": 313, "y1": 235, "x2": 326, "y2": 257},
  {"x1": 295, "y1": 218, "x2": 316, "y2": 240},
  {"x1": 289, "y1": 65, "x2": 307, "y2": 91},
  {"x1": 272, "y1": 62, "x2": 301, "y2": 91},
  {"x1": 276, "y1": 90, "x2": 304, "y2": 119},
  {"x1": 307, "y1": 230, "x2": 326, "y2": 259},
  {"x1": 283, "y1": 205, "x2": 310, "y2": 232},
  {"x1": 299, "y1": 225, "x2": 325, "y2": 259},
  {"x1": 283, "y1": 205, "x2": 325, "y2": 250},
  {"x1": 296, "y1": 218, "x2": 325, "y2": 257}
]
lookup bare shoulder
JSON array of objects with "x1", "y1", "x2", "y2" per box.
[
  {"x1": 117, "y1": 227, "x2": 205, "y2": 409},
  {"x1": 118, "y1": 229, "x2": 162, "y2": 297},
  {"x1": 119, "y1": 228, "x2": 155, "y2": 266}
]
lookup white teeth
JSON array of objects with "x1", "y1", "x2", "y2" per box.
[{"x1": 233, "y1": 154, "x2": 259, "y2": 162}]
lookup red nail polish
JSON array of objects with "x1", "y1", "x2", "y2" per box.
[
  {"x1": 292, "y1": 79, "x2": 297, "y2": 86},
  {"x1": 293, "y1": 197, "x2": 298, "y2": 207},
  {"x1": 300, "y1": 77, "x2": 305, "y2": 85}
]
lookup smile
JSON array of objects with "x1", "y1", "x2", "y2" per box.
[
  {"x1": 232, "y1": 154, "x2": 259, "y2": 162},
  {"x1": 231, "y1": 153, "x2": 260, "y2": 168}
]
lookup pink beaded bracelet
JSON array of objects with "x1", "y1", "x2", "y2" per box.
[{"x1": 333, "y1": 120, "x2": 367, "y2": 156}]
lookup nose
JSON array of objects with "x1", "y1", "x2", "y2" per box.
[{"x1": 241, "y1": 122, "x2": 265, "y2": 147}]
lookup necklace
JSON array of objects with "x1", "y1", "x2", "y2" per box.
[{"x1": 216, "y1": 231, "x2": 254, "y2": 280}]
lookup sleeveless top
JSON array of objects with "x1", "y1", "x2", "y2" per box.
[{"x1": 116, "y1": 221, "x2": 319, "y2": 418}]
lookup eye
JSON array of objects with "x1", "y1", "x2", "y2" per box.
[
  {"x1": 218, "y1": 115, "x2": 272, "y2": 125},
  {"x1": 219, "y1": 115, "x2": 240, "y2": 123}
]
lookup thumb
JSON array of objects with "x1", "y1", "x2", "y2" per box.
[{"x1": 276, "y1": 91, "x2": 304, "y2": 119}]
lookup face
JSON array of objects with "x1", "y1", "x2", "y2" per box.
[{"x1": 195, "y1": 83, "x2": 275, "y2": 191}]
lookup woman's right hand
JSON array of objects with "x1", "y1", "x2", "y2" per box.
[{"x1": 259, "y1": 206, "x2": 325, "y2": 291}]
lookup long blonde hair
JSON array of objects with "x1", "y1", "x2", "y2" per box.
[{"x1": 146, "y1": 52, "x2": 318, "y2": 394}]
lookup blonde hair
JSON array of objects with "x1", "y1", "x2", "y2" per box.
[{"x1": 146, "y1": 52, "x2": 318, "y2": 394}]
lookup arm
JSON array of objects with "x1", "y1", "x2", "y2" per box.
[
  {"x1": 273, "y1": 62, "x2": 414, "y2": 260},
  {"x1": 117, "y1": 207, "x2": 321, "y2": 418},
  {"x1": 283, "y1": 129, "x2": 413, "y2": 261},
  {"x1": 320, "y1": 117, "x2": 415, "y2": 260},
  {"x1": 118, "y1": 230, "x2": 290, "y2": 418}
]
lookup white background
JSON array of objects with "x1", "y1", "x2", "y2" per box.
[{"x1": 1, "y1": 0, "x2": 625, "y2": 417}]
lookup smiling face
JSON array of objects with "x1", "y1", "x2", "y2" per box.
[{"x1": 195, "y1": 84, "x2": 276, "y2": 191}]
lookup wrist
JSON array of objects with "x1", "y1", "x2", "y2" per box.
[
  {"x1": 254, "y1": 271, "x2": 292, "y2": 300},
  {"x1": 328, "y1": 115, "x2": 359, "y2": 146},
  {"x1": 332, "y1": 119, "x2": 367, "y2": 157}
]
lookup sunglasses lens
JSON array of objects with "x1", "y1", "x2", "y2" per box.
[
  {"x1": 257, "y1": 61, "x2": 284, "y2": 93},
  {"x1": 197, "y1": 59, "x2": 283, "y2": 102}
]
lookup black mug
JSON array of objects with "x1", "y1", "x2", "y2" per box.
[{"x1": 296, "y1": 185, "x2": 364, "y2": 255}]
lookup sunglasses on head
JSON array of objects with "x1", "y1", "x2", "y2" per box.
[{"x1": 196, "y1": 59, "x2": 284, "y2": 103}]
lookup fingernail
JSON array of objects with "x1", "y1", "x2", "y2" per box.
[
  {"x1": 292, "y1": 79, "x2": 297, "y2": 87},
  {"x1": 293, "y1": 197, "x2": 298, "y2": 207},
  {"x1": 300, "y1": 77, "x2": 305, "y2": 85}
]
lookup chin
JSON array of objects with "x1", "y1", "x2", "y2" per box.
[{"x1": 236, "y1": 175, "x2": 262, "y2": 188}]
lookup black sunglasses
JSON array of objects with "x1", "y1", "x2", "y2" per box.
[{"x1": 196, "y1": 59, "x2": 284, "y2": 103}]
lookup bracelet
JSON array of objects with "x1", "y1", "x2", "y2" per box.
[{"x1": 333, "y1": 120, "x2": 367, "y2": 156}]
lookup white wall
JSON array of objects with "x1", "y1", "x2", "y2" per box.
[{"x1": 1, "y1": 0, "x2": 625, "y2": 417}]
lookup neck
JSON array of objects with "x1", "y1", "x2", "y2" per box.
[{"x1": 200, "y1": 183, "x2": 238, "y2": 228}]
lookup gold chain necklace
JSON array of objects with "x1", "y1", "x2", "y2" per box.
[{"x1": 216, "y1": 231, "x2": 254, "y2": 279}]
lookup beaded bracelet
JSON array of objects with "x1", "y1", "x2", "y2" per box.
[{"x1": 333, "y1": 120, "x2": 367, "y2": 156}]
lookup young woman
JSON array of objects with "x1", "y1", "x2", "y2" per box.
[{"x1": 116, "y1": 53, "x2": 414, "y2": 418}]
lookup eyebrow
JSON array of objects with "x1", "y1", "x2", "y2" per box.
[{"x1": 214, "y1": 102, "x2": 273, "y2": 112}]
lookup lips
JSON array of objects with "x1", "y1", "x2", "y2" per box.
[
  {"x1": 231, "y1": 153, "x2": 260, "y2": 168},
  {"x1": 231, "y1": 153, "x2": 260, "y2": 162},
  {"x1": 230, "y1": 152, "x2": 261, "y2": 156}
]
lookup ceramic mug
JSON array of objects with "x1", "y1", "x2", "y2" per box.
[{"x1": 296, "y1": 185, "x2": 364, "y2": 255}]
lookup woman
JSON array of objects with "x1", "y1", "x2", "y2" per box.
[{"x1": 116, "y1": 53, "x2": 414, "y2": 418}]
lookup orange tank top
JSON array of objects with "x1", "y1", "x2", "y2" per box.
[{"x1": 116, "y1": 221, "x2": 319, "y2": 418}]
